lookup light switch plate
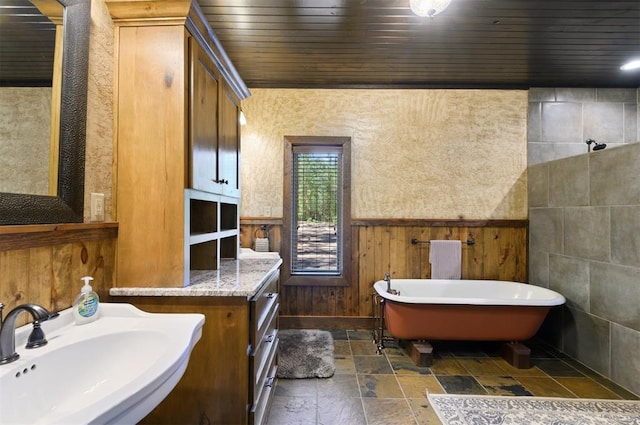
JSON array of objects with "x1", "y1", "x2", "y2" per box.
[{"x1": 91, "y1": 193, "x2": 105, "y2": 222}]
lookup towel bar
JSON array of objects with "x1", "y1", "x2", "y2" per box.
[{"x1": 410, "y1": 237, "x2": 475, "y2": 246}]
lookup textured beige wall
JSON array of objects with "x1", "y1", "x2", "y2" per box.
[
  {"x1": 0, "y1": 87, "x2": 51, "y2": 195},
  {"x1": 83, "y1": 0, "x2": 114, "y2": 221},
  {"x1": 241, "y1": 89, "x2": 528, "y2": 220}
]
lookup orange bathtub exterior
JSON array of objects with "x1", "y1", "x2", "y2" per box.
[{"x1": 384, "y1": 301, "x2": 550, "y2": 341}]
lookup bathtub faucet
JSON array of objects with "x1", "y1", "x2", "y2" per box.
[{"x1": 384, "y1": 273, "x2": 399, "y2": 295}]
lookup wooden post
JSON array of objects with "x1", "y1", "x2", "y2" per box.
[
  {"x1": 501, "y1": 342, "x2": 531, "y2": 369},
  {"x1": 408, "y1": 341, "x2": 433, "y2": 367}
]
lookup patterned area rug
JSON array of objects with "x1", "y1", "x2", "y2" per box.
[
  {"x1": 427, "y1": 394, "x2": 640, "y2": 425},
  {"x1": 277, "y1": 329, "x2": 335, "y2": 379}
]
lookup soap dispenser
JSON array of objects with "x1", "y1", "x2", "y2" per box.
[{"x1": 72, "y1": 276, "x2": 100, "y2": 324}]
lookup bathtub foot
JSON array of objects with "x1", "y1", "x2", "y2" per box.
[
  {"x1": 408, "y1": 341, "x2": 433, "y2": 367},
  {"x1": 501, "y1": 342, "x2": 531, "y2": 369}
]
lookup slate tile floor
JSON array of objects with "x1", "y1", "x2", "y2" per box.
[{"x1": 266, "y1": 329, "x2": 639, "y2": 425}]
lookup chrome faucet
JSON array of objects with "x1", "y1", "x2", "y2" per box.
[{"x1": 0, "y1": 303, "x2": 59, "y2": 365}]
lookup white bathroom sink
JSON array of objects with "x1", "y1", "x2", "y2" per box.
[{"x1": 0, "y1": 303, "x2": 204, "y2": 425}]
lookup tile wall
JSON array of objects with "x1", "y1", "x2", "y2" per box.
[
  {"x1": 528, "y1": 142, "x2": 640, "y2": 396},
  {"x1": 528, "y1": 88, "x2": 639, "y2": 165}
]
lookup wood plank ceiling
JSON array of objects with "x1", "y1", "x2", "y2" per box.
[
  {"x1": 199, "y1": 0, "x2": 640, "y2": 88},
  {"x1": 0, "y1": 0, "x2": 56, "y2": 85},
  {"x1": 1, "y1": 0, "x2": 639, "y2": 88}
]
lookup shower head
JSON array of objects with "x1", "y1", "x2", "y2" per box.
[{"x1": 586, "y1": 139, "x2": 606, "y2": 152}]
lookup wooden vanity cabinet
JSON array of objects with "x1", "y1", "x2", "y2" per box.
[{"x1": 117, "y1": 267, "x2": 281, "y2": 425}]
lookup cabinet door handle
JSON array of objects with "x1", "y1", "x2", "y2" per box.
[
  {"x1": 265, "y1": 333, "x2": 275, "y2": 343},
  {"x1": 266, "y1": 293, "x2": 275, "y2": 299},
  {"x1": 212, "y1": 179, "x2": 229, "y2": 184},
  {"x1": 265, "y1": 377, "x2": 275, "y2": 388}
]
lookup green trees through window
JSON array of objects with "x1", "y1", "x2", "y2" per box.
[
  {"x1": 292, "y1": 149, "x2": 342, "y2": 274},
  {"x1": 295, "y1": 153, "x2": 339, "y2": 223}
]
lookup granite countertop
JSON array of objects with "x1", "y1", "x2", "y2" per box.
[{"x1": 109, "y1": 257, "x2": 282, "y2": 298}]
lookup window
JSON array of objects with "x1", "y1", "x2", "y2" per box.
[
  {"x1": 283, "y1": 136, "x2": 351, "y2": 286},
  {"x1": 292, "y1": 147, "x2": 341, "y2": 274}
]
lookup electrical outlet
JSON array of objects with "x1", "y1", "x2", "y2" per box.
[{"x1": 91, "y1": 193, "x2": 105, "y2": 222}]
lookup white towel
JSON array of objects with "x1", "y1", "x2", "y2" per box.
[
  {"x1": 254, "y1": 238, "x2": 270, "y2": 252},
  {"x1": 429, "y1": 240, "x2": 462, "y2": 279}
]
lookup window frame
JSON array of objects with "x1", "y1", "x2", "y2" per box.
[{"x1": 282, "y1": 136, "x2": 351, "y2": 287}]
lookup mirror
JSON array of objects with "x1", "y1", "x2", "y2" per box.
[
  {"x1": 0, "y1": 0, "x2": 91, "y2": 224},
  {"x1": 0, "y1": 0, "x2": 58, "y2": 197}
]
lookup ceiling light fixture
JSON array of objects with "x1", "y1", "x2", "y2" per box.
[
  {"x1": 620, "y1": 59, "x2": 640, "y2": 71},
  {"x1": 409, "y1": 0, "x2": 453, "y2": 18}
]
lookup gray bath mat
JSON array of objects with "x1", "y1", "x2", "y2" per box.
[{"x1": 277, "y1": 329, "x2": 335, "y2": 379}]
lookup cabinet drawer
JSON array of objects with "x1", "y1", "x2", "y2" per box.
[
  {"x1": 250, "y1": 270, "x2": 279, "y2": 350},
  {"x1": 249, "y1": 354, "x2": 278, "y2": 425},
  {"x1": 253, "y1": 298, "x2": 279, "y2": 356},
  {"x1": 250, "y1": 330, "x2": 278, "y2": 411},
  {"x1": 250, "y1": 305, "x2": 279, "y2": 402}
]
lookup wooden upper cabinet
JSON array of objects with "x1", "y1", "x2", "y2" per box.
[
  {"x1": 108, "y1": 0, "x2": 249, "y2": 288},
  {"x1": 219, "y1": 83, "x2": 241, "y2": 198},
  {"x1": 114, "y1": 25, "x2": 189, "y2": 287},
  {"x1": 189, "y1": 38, "x2": 241, "y2": 198},
  {"x1": 189, "y1": 38, "x2": 220, "y2": 193}
]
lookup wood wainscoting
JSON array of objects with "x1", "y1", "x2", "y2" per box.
[
  {"x1": 0, "y1": 223, "x2": 118, "y2": 326},
  {"x1": 241, "y1": 218, "x2": 527, "y2": 325}
]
